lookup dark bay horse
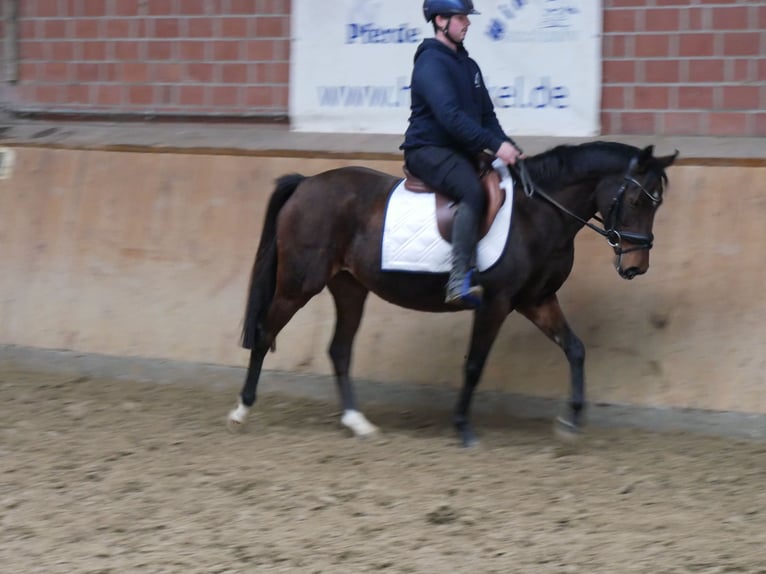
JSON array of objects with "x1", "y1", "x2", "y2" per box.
[{"x1": 228, "y1": 142, "x2": 677, "y2": 446}]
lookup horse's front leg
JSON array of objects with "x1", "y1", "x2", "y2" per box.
[
  {"x1": 454, "y1": 298, "x2": 511, "y2": 447},
  {"x1": 518, "y1": 294, "x2": 586, "y2": 437}
]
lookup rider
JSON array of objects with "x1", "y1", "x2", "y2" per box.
[{"x1": 401, "y1": 0, "x2": 522, "y2": 307}]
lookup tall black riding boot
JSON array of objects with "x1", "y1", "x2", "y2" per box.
[{"x1": 445, "y1": 204, "x2": 484, "y2": 307}]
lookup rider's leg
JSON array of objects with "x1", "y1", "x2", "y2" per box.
[{"x1": 404, "y1": 147, "x2": 486, "y2": 306}]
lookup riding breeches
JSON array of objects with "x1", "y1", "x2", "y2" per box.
[{"x1": 404, "y1": 146, "x2": 486, "y2": 214}]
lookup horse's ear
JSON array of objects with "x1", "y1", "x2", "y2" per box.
[
  {"x1": 656, "y1": 149, "x2": 679, "y2": 169},
  {"x1": 630, "y1": 145, "x2": 654, "y2": 174}
]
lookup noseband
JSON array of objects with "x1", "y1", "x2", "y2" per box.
[{"x1": 515, "y1": 160, "x2": 661, "y2": 256}]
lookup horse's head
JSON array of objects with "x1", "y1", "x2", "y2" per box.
[{"x1": 595, "y1": 145, "x2": 678, "y2": 279}]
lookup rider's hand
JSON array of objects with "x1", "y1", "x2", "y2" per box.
[{"x1": 496, "y1": 141, "x2": 524, "y2": 165}]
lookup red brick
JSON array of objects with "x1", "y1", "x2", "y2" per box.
[
  {"x1": 178, "y1": 85, "x2": 208, "y2": 106},
  {"x1": 759, "y1": 60, "x2": 766, "y2": 83},
  {"x1": 725, "y1": 59, "x2": 754, "y2": 83},
  {"x1": 678, "y1": 33, "x2": 714, "y2": 57},
  {"x1": 153, "y1": 18, "x2": 181, "y2": 38},
  {"x1": 707, "y1": 112, "x2": 748, "y2": 136},
  {"x1": 178, "y1": 0, "x2": 211, "y2": 16},
  {"x1": 254, "y1": 16, "x2": 286, "y2": 38},
  {"x1": 754, "y1": 113, "x2": 766, "y2": 137},
  {"x1": 35, "y1": 85, "x2": 60, "y2": 104},
  {"x1": 209, "y1": 86, "x2": 239, "y2": 106},
  {"x1": 602, "y1": 59, "x2": 636, "y2": 84},
  {"x1": 19, "y1": 41, "x2": 47, "y2": 60},
  {"x1": 244, "y1": 86, "x2": 272, "y2": 107},
  {"x1": 601, "y1": 86, "x2": 626, "y2": 109},
  {"x1": 620, "y1": 112, "x2": 657, "y2": 134},
  {"x1": 121, "y1": 62, "x2": 150, "y2": 83},
  {"x1": 113, "y1": 42, "x2": 143, "y2": 60},
  {"x1": 221, "y1": 63, "x2": 249, "y2": 84},
  {"x1": 760, "y1": 5, "x2": 766, "y2": 29},
  {"x1": 146, "y1": 41, "x2": 175, "y2": 60},
  {"x1": 17, "y1": 62, "x2": 38, "y2": 82},
  {"x1": 62, "y1": 84, "x2": 90, "y2": 104},
  {"x1": 213, "y1": 41, "x2": 242, "y2": 60},
  {"x1": 644, "y1": 9, "x2": 680, "y2": 32},
  {"x1": 221, "y1": 17, "x2": 249, "y2": 37},
  {"x1": 603, "y1": 9, "x2": 640, "y2": 33},
  {"x1": 187, "y1": 19, "x2": 215, "y2": 37},
  {"x1": 678, "y1": 86, "x2": 714, "y2": 109},
  {"x1": 688, "y1": 59, "x2": 724, "y2": 82},
  {"x1": 178, "y1": 41, "x2": 206, "y2": 60},
  {"x1": 47, "y1": 42, "x2": 77, "y2": 61},
  {"x1": 257, "y1": 0, "x2": 289, "y2": 15},
  {"x1": 75, "y1": 19, "x2": 102, "y2": 39},
  {"x1": 82, "y1": 41, "x2": 108, "y2": 60},
  {"x1": 711, "y1": 6, "x2": 749, "y2": 29},
  {"x1": 274, "y1": 39, "x2": 290, "y2": 60},
  {"x1": 272, "y1": 85, "x2": 289, "y2": 110},
  {"x1": 152, "y1": 63, "x2": 183, "y2": 83},
  {"x1": 662, "y1": 112, "x2": 702, "y2": 135},
  {"x1": 246, "y1": 40, "x2": 276, "y2": 61},
  {"x1": 599, "y1": 111, "x2": 618, "y2": 135},
  {"x1": 127, "y1": 85, "x2": 154, "y2": 105},
  {"x1": 36, "y1": 62, "x2": 71, "y2": 83},
  {"x1": 721, "y1": 86, "x2": 759, "y2": 110},
  {"x1": 634, "y1": 86, "x2": 670, "y2": 109},
  {"x1": 73, "y1": 63, "x2": 102, "y2": 82},
  {"x1": 685, "y1": 7, "x2": 708, "y2": 31},
  {"x1": 147, "y1": 0, "x2": 174, "y2": 16},
  {"x1": 185, "y1": 63, "x2": 217, "y2": 83},
  {"x1": 43, "y1": 19, "x2": 68, "y2": 39},
  {"x1": 104, "y1": 19, "x2": 132, "y2": 38},
  {"x1": 645, "y1": 59, "x2": 680, "y2": 83},
  {"x1": 231, "y1": 0, "x2": 258, "y2": 13},
  {"x1": 82, "y1": 0, "x2": 107, "y2": 17},
  {"x1": 603, "y1": 34, "x2": 629, "y2": 58},
  {"x1": 634, "y1": 34, "x2": 671, "y2": 58},
  {"x1": 113, "y1": 1, "x2": 142, "y2": 17},
  {"x1": 723, "y1": 33, "x2": 760, "y2": 56}
]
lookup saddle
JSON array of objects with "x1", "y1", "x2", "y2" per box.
[{"x1": 402, "y1": 153, "x2": 506, "y2": 242}]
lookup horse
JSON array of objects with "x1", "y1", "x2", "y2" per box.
[{"x1": 227, "y1": 141, "x2": 678, "y2": 446}]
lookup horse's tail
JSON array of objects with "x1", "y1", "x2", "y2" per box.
[{"x1": 241, "y1": 173, "x2": 306, "y2": 349}]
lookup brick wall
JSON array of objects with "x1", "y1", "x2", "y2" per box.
[
  {"x1": 5, "y1": 0, "x2": 766, "y2": 136},
  {"x1": 602, "y1": 0, "x2": 765, "y2": 136},
  {"x1": 12, "y1": 0, "x2": 290, "y2": 118}
]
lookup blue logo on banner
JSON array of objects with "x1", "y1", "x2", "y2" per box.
[
  {"x1": 346, "y1": 0, "x2": 421, "y2": 44},
  {"x1": 486, "y1": 0, "x2": 579, "y2": 41}
]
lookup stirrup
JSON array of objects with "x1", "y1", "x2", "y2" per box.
[{"x1": 445, "y1": 270, "x2": 484, "y2": 308}]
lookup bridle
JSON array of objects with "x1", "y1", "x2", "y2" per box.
[{"x1": 513, "y1": 158, "x2": 662, "y2": 259}]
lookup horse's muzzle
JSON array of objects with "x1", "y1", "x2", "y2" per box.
[{"x1": 617, "y1": 264, "x2": 644, "y2": 280}]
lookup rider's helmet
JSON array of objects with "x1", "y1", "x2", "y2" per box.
[{"x1": 422, "y1": 0, "x2": 480, "y2": 22}]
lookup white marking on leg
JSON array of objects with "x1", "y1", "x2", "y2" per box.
[
  {"x1": 341, "y1": 409, "x2": 378, "y2": 437},
  {"x1": 227, "y1": 400, "x2": 250, "y2": 432}
]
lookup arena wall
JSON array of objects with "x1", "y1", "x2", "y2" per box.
[{"x1": 1, "y1": 144, "x2": 763, "y2": 415}]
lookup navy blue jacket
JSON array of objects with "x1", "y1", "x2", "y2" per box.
[{"x1": 401, "y1": 38, "x2": 509, "y2": 155}]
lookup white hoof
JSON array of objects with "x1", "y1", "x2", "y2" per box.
[
  {"x1": 226, "y1": 401, "x2": 250, "y2": 433},
  {"x1": 341, "y1": 410, "x2": 379, "y2": 438}
]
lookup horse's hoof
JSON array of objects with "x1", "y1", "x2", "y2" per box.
[
  {"x1": 226, "y1": 402, "x2": 250, "y2": 433},
  {"x1": 554, "y1": 416, "x2": 581, "y2": 444},
  {"x1": 226, "y1": 416, "x2": 245, "y2": 433},
  {"x1": 461, "y1": 436, "x2": 480, "y2": 448},
  {"x1": 341, "y1": 410, "x2": 379, "y2": 438}
]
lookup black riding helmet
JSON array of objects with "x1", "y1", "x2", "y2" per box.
[{"x1": 422, "y1": 0, "x2": 480, "y2": 22}]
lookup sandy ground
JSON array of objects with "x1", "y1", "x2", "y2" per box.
[{"x1": 1, "y1": 369, "x2": 765, "y2": 574}]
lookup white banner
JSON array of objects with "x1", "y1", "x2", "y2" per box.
[{"x1": 290, "y1": 0, "x2": 602, "y2": 137}]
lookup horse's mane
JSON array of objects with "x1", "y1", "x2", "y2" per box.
[{"x1": 524, "y1": 141, "x2": 641, "y2": 188}]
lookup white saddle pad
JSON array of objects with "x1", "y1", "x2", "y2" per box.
[{"x1": 381, "y1": 170, "x2": 513, "y2": 273}]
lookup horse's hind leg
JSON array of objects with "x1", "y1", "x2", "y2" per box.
[
  {"x1": 327, "y1": 272, "x2": 378, "y2": 438},
  {"x1": 518, "y1": 294, "x2": 585, "y2": 438},
  {"x1": 227, "y1": 293, "x2": 318, "y2": 432}
]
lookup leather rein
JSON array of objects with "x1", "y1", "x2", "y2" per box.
[{"x1": 511, "y1": 156, "x2": 660, "y2": 255}]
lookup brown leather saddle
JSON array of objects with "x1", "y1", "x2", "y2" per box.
[{"x1": 402, "y1": 154, "x2": 506, "y2": 242}]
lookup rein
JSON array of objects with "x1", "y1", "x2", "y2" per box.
[{"x1": 511, "y1": 158, "x2": 656, "y2": 255}]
